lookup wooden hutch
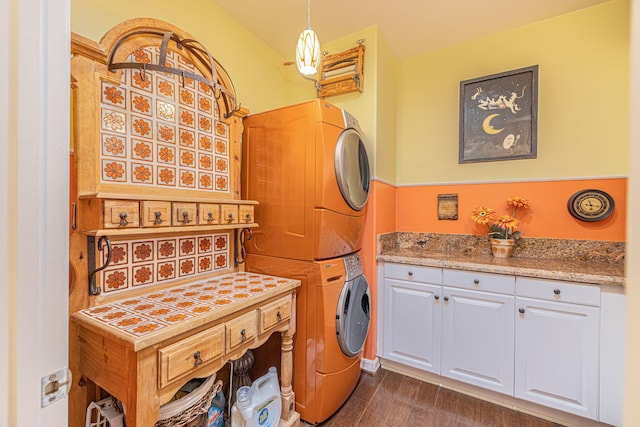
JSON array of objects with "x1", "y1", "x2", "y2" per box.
[{"x1": 68, "y1": 18, "x2": 300, "y2": 427}]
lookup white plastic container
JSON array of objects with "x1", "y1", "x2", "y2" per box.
[{"x1": 230, "y1": 367, "x2": 282, "y2": 427}]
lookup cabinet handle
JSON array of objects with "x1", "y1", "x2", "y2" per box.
[
  {"x1": 553, "y1": 288, "x2": 561, "y2": 295},
  {"x1": 240, "y1": 329, "x2": 246, "y2": 342},
  {"x1": 276, "y1": 311, "x2": 282, "y2": 321},
  {"x1": 434, "y1": 295, "x2": 440, "y2": 300},
  {"x1": 519, "y1": 308, "x2": 525, "y2": 314},
  {"x1": 227, "y1": 212, "x2": 234, "y2": 223},
  {"x1": 473, "y1": 279, "x2": 480, "y2": 285},
  {"x1": 182, "y1": 211, "x2": 191, "y2": 224},
  {"x1": 193, "y1": 350, "x2": 202, "y2": 367},
  {"x1": 119, "y1": 212, "x2": 128, "y2": 226},
  {"x1": 245, "y1": 212, "x2": 252, "y2": 223},
  {"x1": 153, "y1": 211, "x2": 163, "y2": 225},
  {"x1": 443, "y1": 296, "x2": 449, "y2": 302},
  {"x1": 407, "y1": 271, "x2": 413, "y2": 277},
  {"x1": 207, "y1": 211, "x2": 215, "y2": 223}
]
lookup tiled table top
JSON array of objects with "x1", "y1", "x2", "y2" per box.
[{"x1": 72, "y1": 272, "x2": 300, "y2": 351}]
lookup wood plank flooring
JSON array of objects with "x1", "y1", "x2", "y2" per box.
[{"x1": 317, "y1": 369, "x2": 566, "y2": 427}]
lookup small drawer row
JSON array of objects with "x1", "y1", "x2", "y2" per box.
[
  {"x1": 84, "y1": 199, "x2": 255, "y2": 230},
  {"x1": 158, "y1": 294, "x2": 292, "y2": 388}
]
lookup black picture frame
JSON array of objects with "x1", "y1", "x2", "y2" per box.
[{"x1": 459, "y1": 65, "x2": 538, "y2": 163}]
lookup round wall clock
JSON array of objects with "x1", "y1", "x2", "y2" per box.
[{"x1": 567, "y1": 189, "x2": 615, "y2": 222}]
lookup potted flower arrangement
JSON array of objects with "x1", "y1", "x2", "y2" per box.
[{"x1": 471, "y1": 196, "x2": 532, "y2": 258}]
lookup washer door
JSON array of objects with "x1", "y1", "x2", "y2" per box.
[
  {"x1": 334, "y1": 129, "x2": 370, "y2": 211},
  {"x1": 336, "y1": 275, "x2": 371, "y2": 357}
]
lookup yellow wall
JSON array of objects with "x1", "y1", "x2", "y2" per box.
[
  {"x1": 71, "y1": 0, "x2": 288, "y2": 114},
  {"x1": 396, "y1": 0, "x2": 629, "y2": 185}
]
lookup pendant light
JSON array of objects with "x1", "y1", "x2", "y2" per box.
[{"x1": 295, "y1": 0, "x2": 321, "y2": 76}]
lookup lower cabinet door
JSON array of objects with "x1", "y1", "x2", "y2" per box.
[
  {"x1": 383, "y1": 278, "x2": 441, "y2": 373},
  {"x1": 515, "y1": 297, "x2": 599, "y2": 420},
  {"x1": 441, "y1": 287, "x2": 515, "y2": 395}
]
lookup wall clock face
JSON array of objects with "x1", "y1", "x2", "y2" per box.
[{"x1": 567, "y1": 189, "x2": 615, "y2": 222}]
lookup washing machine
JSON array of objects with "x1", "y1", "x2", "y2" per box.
[
  {"x1": 241, "y1": 99, "x2": 370, "y2": 261},
  {"x1": 245, "y1": 252, "x2": 370, "y2": 424}
]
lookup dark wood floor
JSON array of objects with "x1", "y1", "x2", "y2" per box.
[{"x1": 317, "y1": 369, "x2": 566, "y2": 427}]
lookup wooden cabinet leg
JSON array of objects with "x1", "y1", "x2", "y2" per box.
[{"x1": 280, "y1": 330, "x2": 295, "y2": 420}]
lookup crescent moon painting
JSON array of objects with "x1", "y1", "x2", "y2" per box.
[
  {"x1": 459, "y1": 65, "x2": 538, "y2": 163},
  {"x1": 482, "y1": 114, "x2": 504, "y2": 135}
]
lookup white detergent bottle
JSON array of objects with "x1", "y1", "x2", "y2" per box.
[{"x1": 230, "y1": 367, "x2": 282, "y2": 427}]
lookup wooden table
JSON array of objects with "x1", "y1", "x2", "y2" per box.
[{"x1": 71, "y1": 272, "x2": 300, "y2": 427}]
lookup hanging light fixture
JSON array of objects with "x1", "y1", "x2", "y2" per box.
[{"x1": 295, "y1": 0, "x2": 321, "y2": 76}]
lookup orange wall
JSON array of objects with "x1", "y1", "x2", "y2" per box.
[
  {"x1": 361, "y1": 180, "x2": 396, "y2": 360},
  {"x1": 397, "y1": 178, "x2": 627, "y2": 241},
  {"x1": 361, "y1": 177, "x2": 626, "y2": 361}
]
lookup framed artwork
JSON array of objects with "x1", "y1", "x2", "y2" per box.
[{"x1": 459, "y1": 65, "x2": 538, "y2": 163}]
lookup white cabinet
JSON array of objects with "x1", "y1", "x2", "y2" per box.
[
  {"x1": 382, "y1": 265, "x2": 442, "y2": 373},
  {"x1": 515, "y1": 277, "x2": 600, "y2": 419},
  {"x1": 441, "y1": 269, "x2": 515, "y2": 395}
]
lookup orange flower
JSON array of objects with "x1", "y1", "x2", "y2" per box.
[
  {"x1": 508, "y1": 196, "x2": 531, "y2": 209},
  {"x1": 494, "y1": 215, "x2": 519, "y2": 233},
  {"x1": 471, "y1": 196, "x2": 532, "y2": 240}
]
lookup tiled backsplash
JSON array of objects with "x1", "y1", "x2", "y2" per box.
[
  {"x1": 100, "y1": 232, "x2": 230, "y2": 295},
  {"x1": 378, "y1": 232, "x2": 625, "y2": 265}
]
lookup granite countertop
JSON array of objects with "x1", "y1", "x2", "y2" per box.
[{"x1": 377, "y1": 233, "x2": 625, "y2": 287}]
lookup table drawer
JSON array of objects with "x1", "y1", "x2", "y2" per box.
[
  {"x1": 172, "y1": 202, "x2": 197, "y2": 226},
  {"x1": 103, "y1": 200, "x2": 139, "y2": 229},
  {"x1": 384, "y1": 263, "x2": 441, "y2": 284},
  {"x1": 239, "y1": 205, "x2": 255, "y2": 224},
  {"x1": 516, "y1": 277, "x2": 601, "y2": 306},
  {"x1": 221, "y1": 204, "x2": 239, "y2": 225},
  {"x1": 158, "y1": 323, "x2": 225, "y2": 388},
  {"x1": 226, "y1": 311, "x2": 256, "y2": 351},
  {"x1": 140, "y1": 201, "x2": 171, "y2": 227},
  {"x1": 259, "y1": 295, "x2": 292, "y2": 334},
  {"x1": 443, "y1": 269, "x2": 515, "y2": 295},
  {"x1": 198, "y1": 203, "x2": 220, "y2": 225}
]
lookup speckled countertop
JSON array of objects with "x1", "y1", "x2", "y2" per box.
[{"x1": 377, "y1": 232, "x2": 625, "y2": 287}]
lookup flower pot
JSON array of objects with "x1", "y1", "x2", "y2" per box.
[{"x1": 489, "y1": 238, "x2": 515, "y2": 258}]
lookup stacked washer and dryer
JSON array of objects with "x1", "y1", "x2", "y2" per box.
[{"x1": 241, "y1": 100, "x2": 371, "y2": 424}]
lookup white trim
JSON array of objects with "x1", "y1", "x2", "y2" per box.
[
  {"x1": 389, "y1": 175, "x2": 628, "y2": 188},
  {"x1": 360, "y1": 356, "x2": 380, "y2": 373},
  {"x1": 370, "y1": 176, "x2": 395, "y2": 186}
]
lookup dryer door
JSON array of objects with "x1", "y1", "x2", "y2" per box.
[
  {"x1": 336, "y1": 274, "x2": 371, "y2": 357},
  {"x1": 334, "y1": 129, "x2": 370, "y2": 211}
]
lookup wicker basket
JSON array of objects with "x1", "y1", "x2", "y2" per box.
[{"x1": 155, "y1": 376, "x2": 223, "y2": 427}]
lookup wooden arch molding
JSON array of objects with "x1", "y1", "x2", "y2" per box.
[{"x1": 71, "y1": 18, "x2": 240, "y2": 119}]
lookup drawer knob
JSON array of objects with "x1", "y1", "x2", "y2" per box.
[
  {"x1": 473, "y1": 279, "x2": 480, "y2": 285},
  {"x1": 443, "y1": 296, "x2": 449, "y2": 302},
  {"x1": 245, "y1": 212, "x2": 252, "y2": 223},
  {"x1": 207, "y1": 211, "x2": 215, "y2": 223},
  {"x1": 407, "y1": 271, "x2": 413, "y2": 277},
  {"x1": 193, "y1": 351, "x2": 202, "y2": 367},
  {"x1": 227, "y1": 212, "x2": 234, "y2": 223},
  {"x1": 182, "y1": 211, "x2": 192, "y2": 224},
  {"x1": 519, "y1": 308, "x2": 525, "y2": 314},
  {"x1": 553, "y1": 288, "x2": 561, "y2": 295},
  {"x1": 119, "y1": 212, "x2": 128, "y2": 226},
  {"x1": 276, "y1": 311, "x2": 282, "y2": 321},
  {"x1": 434, "y1": 295, "x2": 440, "y2": 300},
  {"x1": 153, "y1": 211, "x2": 163, "y2": 225},
  {"x1": 240, "y1": 329, "x2": 246, "y2": 342}
]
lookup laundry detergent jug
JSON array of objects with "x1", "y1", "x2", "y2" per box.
[{"x1": 230, "y1": 367, "x2": 282, "y2": 427}]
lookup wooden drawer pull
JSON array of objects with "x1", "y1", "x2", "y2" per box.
[
  {"x1": 119, "y1": 212, "x2": 128, "y2": 226},
  {"x1": 182, "y1": 211, "x2": 191, "y2": 224},
  {"x1": 240, "y1": 329, "x2": 246, "y2": 342},
  {"x1": 276, "y1": 311, "x2": 282, "y2": 321},
  {"x1": 227, "y1": 212, "x2": 234, "y2": 223},
  {"x1": 244, "y1": 212, "x2": 251, "y2": 223},
  {"x1": 207, "y1": 211, "x2": 215, "y2": 223},
  {"x1": 193, "y1": 350, "x2": 202, "y2": 367}
]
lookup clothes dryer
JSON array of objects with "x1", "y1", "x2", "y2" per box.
[
  {"x1": 245, "y1": 252, "x2": 370, "y2": 424},
  {"x1": 242, "y1": 100, "x2": 370, "y2": 261}
]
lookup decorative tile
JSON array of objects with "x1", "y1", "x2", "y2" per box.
[
  {"x1": 131, "y1": 70, "x2": 153, "y2": 92},
  {"x1": 179, "y1": 108, "x2": 196, "y2": 128},
  {"x1": 132, "y1": 264, "x2": 154, "y2": 286},
  {"x1": 214, "y1": 235, "x2": 227, "y2": 251},
  {"x1": 101, "y1": 134, "x2": 127, "y2": 158},
  {"x1": 158, "y1": 124, "x2": 176, "y2": 143},
  {"x1": 102, "y1": 83, "x2": 126, "y2": 108},
  {"x1": 199, "y1": 172, "x2": 213, "y2": 190},
  {"x1": 157, "y1": 261, "x2": 176, "y2": 282},
  {"x1": 157, "y1": 144, "x2": 176, "y2": 165},
  {"x1": 131, "y1": 163, "x2": 153, "y2": 184},
  {"x1": 131, "y1": 139, "x2": 153, "y2": 161},
  {"x1": 215, "y1": 156, "x2": 227, "y2": 172},
  {"x1": 157, "y1": 101, "x2": 176, "y2": 122},
  {"x1": 198, "y1": 115, "x2": 212, "y2": 133},
  {"x1": 179, "y1": 238, "x2": 196, "y2": 256},
  {"x1": 156, "y1": 77, "x2": 175, "y2": 100},
  {"x1": 132, "y1": 241, "x2": 154, "y2": 263},
  {"x1": 215, "y1": 175, "x2": 228, "y2": 192},
  {"x1": 179, "y1": 129, "x2": 195, "y2": 147},
  {"x1": 101, "y1": 109, "x2": 126, "y2": 133},
  {"x1": 103, "y1": 267, "x2": 129, "y2": 293},
  {"x1": 157, "y1": 239, "x2": 177, "y2": 259},
  {"x1": 157, "y1": 167, "x2": 176, "y2": 186},
  {"x1": 101, "y1": 160, "x2": 127, "y2": 182},
  {"x1": 179, "y1": 149, "x2": 196, "y2": 168},
  {"x1": 215, "y1": 122, "x2": 228, "y2": 138},
  {"x1": 107, "y1": 243, "x2": 128, "y2": 265},
  {"x1": 199, "y1": 135, "x2": 213, "y2": 152},
  {"x1": 198, "y1": 236, "x2": 212, "y2": 253},
  {"x1": 131, "y1": 115, "x2": 153, "y2": 139},
  {"x1": 214, "y1": 254, "x2": 227, "y2": 270},
  {"x1": 198, "y1": 94, "x2": 212, "y2": 114},
  {"x1": 180, "y1": 88, "x2": 195, "y2": 107},
  {"x1": 179, "y1": 258, "x2": 196, "y2": 277},
  {"x1": 179, "y1": 169, "x2": 196, "y2": 188},
  {"x1": 199, "y1": 154, "x2": 213, "y2": 170},
  {"x1": 130, "y1": 92, "x2": 152, "y2": 116},
  {"x1": 198, "y1": 255, "x2": 213, "y2": 273},
  {"x1": 215, "y1": 139, "x2": 227, "y2": 155}
]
